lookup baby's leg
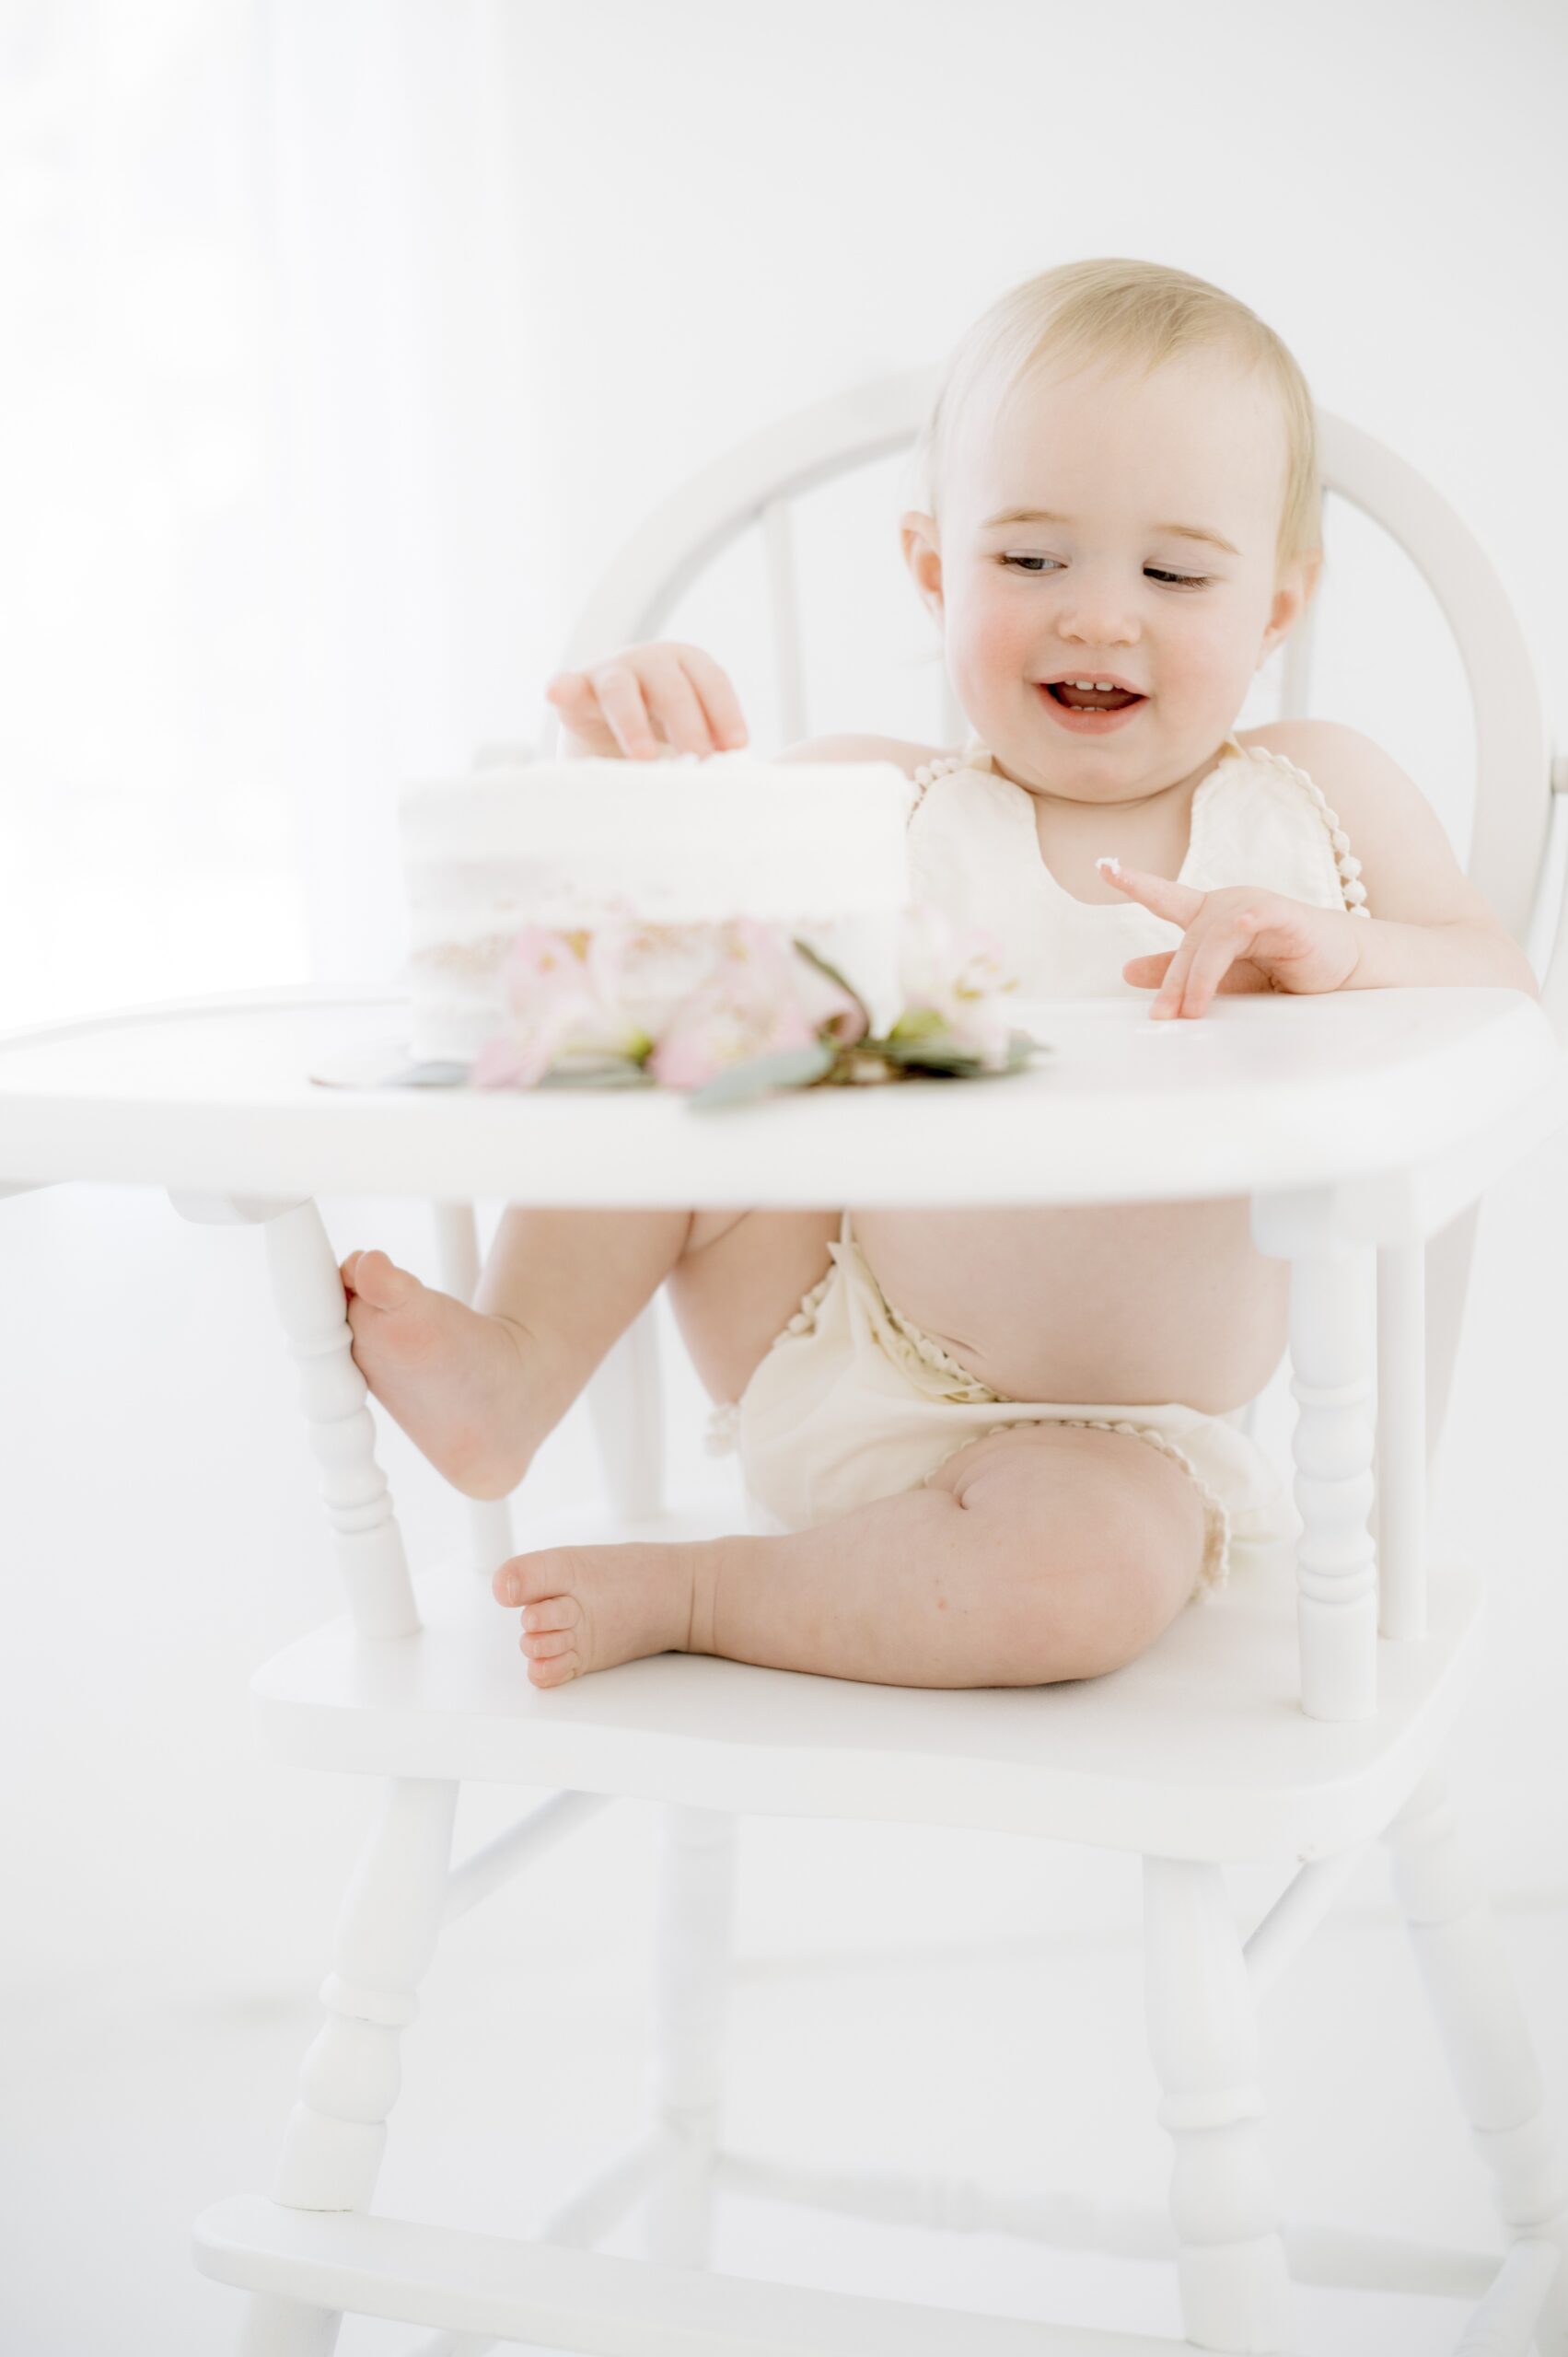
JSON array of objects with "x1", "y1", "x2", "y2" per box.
[
  {"x1": 499, "y1": 1419, "x2": 1208, "y2": 1690},
  {"x1": 342, "y1": 1205, "x2": 838, "y2": 1499}
]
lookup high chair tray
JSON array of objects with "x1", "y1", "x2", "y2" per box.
[
  {"x1": 0, "y1": 981, "x2": 1558, "y2": 1215},
  {"x1": 250, "y1": 1497, "x2": 1487, "y2": 1864}
]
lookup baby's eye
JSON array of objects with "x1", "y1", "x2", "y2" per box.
[{"x1": 1000, "y1": 554, "x2": 1210, "y2": 588}]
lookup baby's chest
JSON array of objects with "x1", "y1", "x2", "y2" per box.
[{"x1": 1030, "y1": 803, "x2": 1197, "y2": 906}]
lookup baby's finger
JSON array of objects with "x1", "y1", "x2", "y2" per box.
[
  {"x1": 589, "y1": 662, "x2": 661, "y2": 760},
  {"x1": 1121, "y1": 952, "x2": 1176, "y2": 988},
  {"x1": 680, "y1": 647, "x2": 749, "y2": 749},
  {"x1": 645, "y1": 657, "x2": 723, "y2": 756},
  {"x1": 1164, "y1": 911, "x2": 1259, "y2": 1018},
  {"x1": 1149, "y1": 948, "x2": 1195, "y2": 1017},
  {"x1": 1149, "y1": 926, "x2": 1210, "y2": 1016},
  {"x1": 1097, "y1": 858, "x2": 1205, "y2": 931}
]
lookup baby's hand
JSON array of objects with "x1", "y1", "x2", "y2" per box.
[
  {"x1": 544, "y1": 642, "x2": 749, "y2": 761},
  {"x1": 1098, "y1": 860, "x2": 1363, "y2": 1018}
]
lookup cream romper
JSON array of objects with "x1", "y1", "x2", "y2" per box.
[{"x1": 706, "y1": 730, "x2": 1371, "y2": 1608}]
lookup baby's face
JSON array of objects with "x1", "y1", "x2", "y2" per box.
[{"x1": 903, "y1": 350, "x2": 1316, "y2": 806}]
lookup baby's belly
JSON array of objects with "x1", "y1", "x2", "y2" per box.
[{"x1": 850, "y1": 1199, "x2": 1290, "y2": 1415}]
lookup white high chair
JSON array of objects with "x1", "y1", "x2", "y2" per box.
[{"x1": 187, "y1": 374, "x2": 1568, "y2": 2352}]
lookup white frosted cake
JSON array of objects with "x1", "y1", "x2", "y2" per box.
[{"x1": 399, "y1": 749, "x2": 917, "y2": 1063}]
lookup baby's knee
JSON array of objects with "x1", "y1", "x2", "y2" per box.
[{"x1": 947, "y1": 1423, "x2": 1207, "y2": 1682}]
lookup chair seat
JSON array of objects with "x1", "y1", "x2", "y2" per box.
[{"x1": 252, "y1": 1496, "x2": 1487, "y2": 1863}]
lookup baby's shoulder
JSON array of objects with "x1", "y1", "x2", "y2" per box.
[
  {"x1": 1233, "y1": 716, "x2": 1398, "y2": 792},
  {"x1": 774, "y1": 733, "x2": 952, "y2": 781},
  {"x1": 1232, "y1": 719, "x2": 1495, "y2": 932}
]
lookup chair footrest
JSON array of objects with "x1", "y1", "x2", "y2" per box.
[{"x1": 193, "y1": 2194, "x2": 1174, "y2": 2353}]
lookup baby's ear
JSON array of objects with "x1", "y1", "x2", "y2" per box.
[
  {"x1": 900, "y1": 509, "x2": 944, "y2": 613},
  {"x1": 1260, "y1": 547, "x2": 1321, "y2": 660}
]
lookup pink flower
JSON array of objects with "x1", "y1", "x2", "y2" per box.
[
  {"x1": 470, "y1": 1029, "x2": 560, "y2": 1089},
  {"x1": 893, "y1": 905, "x2": 1017, "y2": 1068},
  {"x1": 649, "y1": 922, "x2": 824, "y2": 1090},
  {"x1": 498, "y1": 925, "x2": 597, "y2": 1025},
  {"x1": 585, "y1": 917, "x2": 729, "y2": 1044},
  {"x1": 472, "y1": 913, "x2": 877, "y2": 1091},
  {"x1": 475, "y1": 922, "x2": 652, "y2": 1083}
]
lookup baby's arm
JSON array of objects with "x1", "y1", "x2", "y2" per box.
[
  {"x1": 1111, "y1": 714, "x2": 1539, "y2": 1016},
  {"x1": 1250, "y1": 720, "x2": 1539, "y2": 997}
]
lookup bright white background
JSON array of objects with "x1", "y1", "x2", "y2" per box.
[{"x1": 2, "y1": 2, "x2": 1565, "y2": 2349}]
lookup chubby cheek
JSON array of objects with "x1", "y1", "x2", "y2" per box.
[
  {"x1": 1161, "y1": 641, "x2": 1231, "y2": 722},
  {"x1": 945, "y1": 588, "x2": 1033, "y2": 703}
]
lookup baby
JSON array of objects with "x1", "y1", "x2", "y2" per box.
[{"x1": 342, "y1": 258, "x2": 1537, "y2": 1693}]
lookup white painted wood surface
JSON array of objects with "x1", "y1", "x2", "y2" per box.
[
  {"x1": 247, "y1": 1542, "x2": 1486, "y2": 1862},
  {"x1": 1249, "y1": 1193, "x2": 1381, "y2": 1721},
  {"x1": 1144, "y1": 1858, "x2": 1294, "y2": 2347},
  {"x1": 1384, "y1": 1767, "x2": 1568, "y2": 2351},
  {"x1": 195, "y1": 2192, "x2": 1181, "y2": 2353},
  {"x1": 0, "y1": 985, "x2": 1558, "y2": 1212}
]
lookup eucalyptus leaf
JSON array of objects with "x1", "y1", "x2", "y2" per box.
[
  {"x1": 788, "y1": 937, "x2": 871, "y2": 1028},
  {"x1": 537, "y1": 1056, "x2": 656, "y2": 1088},
  {"x1": 877, "y1": 1038, "x2": 986, "y2": 1072},
  {"x1": 872, "y1": 1029, "x2": 1045, "y2": 1078},
  {"x1": 886, "y1": 1007, "x2": 949, "y2": 1045},
  {"x1": 687, "y1": 1039, "x2": 838, "y2": 1111},
  {"x1": 401, "y1": 1061, "x2": 471, "y2": 1088}
]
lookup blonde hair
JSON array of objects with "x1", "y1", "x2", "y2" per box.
[{"x1": 914, "y1": 258, "x2": 1320, "y2": 585}]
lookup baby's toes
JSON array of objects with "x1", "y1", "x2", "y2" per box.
[
  {"x1": 495, "y1": 1547, "x2": 581, "y2": 1610},
  {"x1": 350, "y1": 1248, "x2": 417, "y2": 1312},
  {"x1": 524, "y1": 1639, "x2": 582, "y2": 1687},
  {"x1": 519, "y1": 1595, "x2": 581, "y2": 1674},
  {"x1": 521, "y1": 1626, "x2": 576, "y2": 1663},
  {"x1": 522, "y1": 1595, "x2": 579, "y2": 1635}
]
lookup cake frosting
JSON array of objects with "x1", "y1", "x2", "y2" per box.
[{"x1": 399, "y1": 749, "x2": 917, "y2": 1063}]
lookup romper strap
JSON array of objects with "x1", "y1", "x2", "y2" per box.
[
  {"x1": 908, "y1": 748, "x2": 970, "y2": 823},
  {"x1": 1239, "y1": 743, "x2": 1371, "y2": 917}
]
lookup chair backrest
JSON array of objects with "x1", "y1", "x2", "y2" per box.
[{"x1": 449, "y1": 377, "x2": 1564, "y2": 1563}]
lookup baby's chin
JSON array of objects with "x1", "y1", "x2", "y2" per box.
[{"x1": 1020, "y1": 702, "x2": 1245, "y2": 771}]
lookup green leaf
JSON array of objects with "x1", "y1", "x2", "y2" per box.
[
  {"x1": 686, "y1": 1040, "x2": 838, "y2": 1111},
  {"x1": 871, "y1": 1028, "x2": 1046, "y2": 1079},
  {"x1": 536, "y1": 1055, "x2": 656, "y2": 1088},
  {"x1": 788, "y1": 937, "x2": 871, "y2": 1030},
  {"x1": 887, "y1": 1007, "x2": 949, "y2": 1044}
]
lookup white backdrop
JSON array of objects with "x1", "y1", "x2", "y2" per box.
[{"x1": 3, "y1": 4, "x2": 1567, "y2": 2350}]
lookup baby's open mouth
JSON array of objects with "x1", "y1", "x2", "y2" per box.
[{"x1": 1043, "y1": 681, "x2": 1146, "y2": 712}]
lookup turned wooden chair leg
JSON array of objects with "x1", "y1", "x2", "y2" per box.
[
  {"x1": 639, "y1": 1804, "x2": 738, "y2": 2267},
  {"x1": 237, "y1": 1776, "x2": 459, "y2": 2355},
  {"x1": 1144, "y1": 1856, "x2": 1296, "y2": 2353},
  {"x1": 1384, "y1": 1764, "x2": 1568, "y2": 2353}
]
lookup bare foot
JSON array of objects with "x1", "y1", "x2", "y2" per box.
[
  {"x1": 493, "y1": 1540, "x2": 701, "y2": 1687},
  {"x1": 341, "y1": 1248, "x2": 542, "y2": 1498}
]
